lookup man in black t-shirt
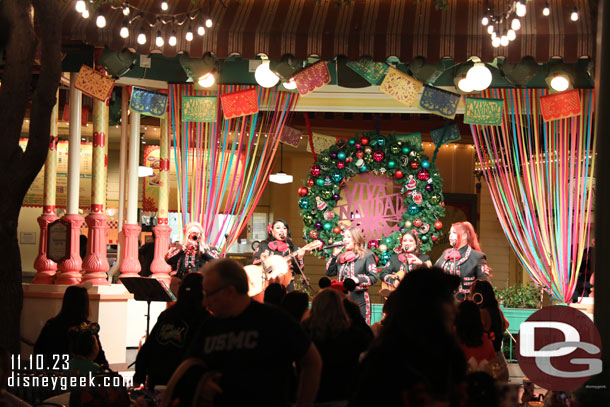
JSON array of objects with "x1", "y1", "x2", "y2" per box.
[{"x1": 187, "y1": 258, "x2": 321, "y2": 407}]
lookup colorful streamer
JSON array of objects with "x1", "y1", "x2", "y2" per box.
[
  {"x1": 470, "y1": 89, "x2": 595, "y2": 303},
  {"x1": 169, "y1": 84, "x2": 299, "y2": 255}
]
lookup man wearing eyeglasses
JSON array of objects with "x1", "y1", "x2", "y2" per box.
[{"x1": 188, "y1": 258, "x2": 321, "y2": 407}]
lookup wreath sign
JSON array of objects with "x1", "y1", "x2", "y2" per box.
[{"x1": 298, "y1": 132, "x2": 445, "y2": 265}]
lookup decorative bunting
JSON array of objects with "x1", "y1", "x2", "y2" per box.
[
  {"x1": 307, "y1": 133, "x2": 337, "y2": 154},
  {"x1": 540, "y1": 89, "x2": 582, "y2": 122},
  {"x1": 280, "y1": 126, "x2": 302, "y2": 147},
  {"x1": 418, "y1": 85, "x2": 460, "y2": 119},
  {"x1": 74, "y1": 65, "x2": 115, "y2": 102},
  {"x1": 220, "y1": 88, "x2": 259, "y2": 119},
  {"x1": 294, "y1": 61, "x2": 331, "y2": 96},
  {"x1": 130, "y1": 87, "x2": 168, "y2": 118},
  {"x1": 346, "y1": 59, "x2": 389, "y2": 85},
  {"x1": 431, "y1": 123, "x2": 461, "y2": 147},
  {"x1": 396, "y1": 132, "x2": 422, "y2": 147},
  {"x1": 464, "y1": 97, "x2": 504, "y2": 125},
  {"x1": 182, "y1": 96, "x2": 217, "y2": 122},
  {"x1": 380, "y1": 67, "x2": 422, "y2": 107}
]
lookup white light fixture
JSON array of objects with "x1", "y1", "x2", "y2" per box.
[
  {"x1": 269, "y1": 145, "x2": 293, "y2": 184},
  {"x1": 255, "y1": 60, "x2": 280, "y2": 88},
  {"x1": 457, "y1": 76, "x2": 474, "y2": 93},
  {"x1": 571, "y1": 7, "x2": 579, "y2": 21},
  {"x1": 516, "y1": 1, "x2": 527, "y2": 17},
  {"x1": 492, "y1": 37, "x2": 501, "y2": 47},
  {"x1": 550, "y1": 74, "x2": 570, "y2": 91},
  {"x1": 282, "y1": 78, "x2": 297, "y2": 90},
  {"x1": 137, "y1": 29, "x2": 147, "y2": 45},
  {"x1": 543, "y1": 2, "x2": 550, "y2": 16},
  {"x1": 507, "y1": 29, "x2": 516, "y2": 41},
  {"x1": 123, "y1": 6, "x2": 130, "y2": 16},
  {"x1": 75, "y1": 0, "x2": 86, "y2": 13},
  {"x1": 82, "y1": 9, "x2": 90, "y2": 19},
  {"x1": 205, "y1": 18, "x2": 213, "y2": 28},
  {"x1": 161, "y1": 1, "x2": 169, "y2": 11},
  {"x1": 500, "y1": 34, "x2": 509, "y2": 47},
  {"x1": 198, "y1": 72, "x2": 215, "y2": 88},
  {"x1": 120, "y1": 24, "x2": 129, "y2": 39},
  {"x1": 138, "y1": 166, "x2": 154, "y2": 178},
  {"x1": 169, "y1": 31, "x2": 177, "y2": 46},
  {"x1": 186, "y1": 27, "x2": 193, "y2": 41},
  {"x1": 155, "y1": 31, "x2": 164, "y2": 47},
  {"x1": 197, "y1": 25, "x2": 205, "y2": 36},
  {"x1": 481, "y1": 16, "x2": 489, "y2": 26},
  {"x1": 96, "y1": 10, "x2": 106, "y2": 28},
  {"x1": 466, "y1": 62, "x2": 492, "y2": 91},
  {"x1": 511, "y1": 18, "x2": 521, "y2": 30},
  {"x1": 487, "y1": 25, "x2": 494, "y2": 34}
]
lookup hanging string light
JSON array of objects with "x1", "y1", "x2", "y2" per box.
[
  {"x1": 543, "y1": 1, "x2": 550, "y2": 16},
  {"x1": 571, "y1": 6, "x2": 579, "y2": 21},
  {"x1": 186, "y1": 26, "x2": 194, "y2": 41},
  {"x1": 120, "y1": 21, "x2": 129, "y2": 39}
]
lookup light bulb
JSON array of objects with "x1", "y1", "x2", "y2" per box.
[
  {"x1": 491, "y1": 32, "x2": 497, "y2": 41},
  {"x1": 137, "y1": 31, "x2": 147, "y2": 45},
  {"x1": 205, "y1": 18, "x2": 213, "y2": 28},
  {"x1": 511, "y1": 18, "x2": 521, "y2": 31},
  {"x1": 571, "y1": 7, "x2": 579, "y2": 21},
  {"x1": 197, "y1": 25, "x2": 205, "y2": 36},
  {"x1": 198, "y1": 73, "x2": 215, "y2": 88},
  {"x1": 75, "y1": 0, "x2": 86, "y2": 13},
  {"x1": 481, "y1": 16, "x2": 489, "y2": 26},
  {"x1": 255, "y1": 61, "x2": 280, "y2": 88},
  {"x1": 543, "y1": 2, "x2": 550, "y2": 16},
  {"x1": 487, "y1": 25, "x2": 494, "y2": 34},
  {"x1": 161, "y1": 1, "x2": 168, "y2": 11},
  {"x1": 123, "y1": 7, "x2": 130, "y2": 16},
  {"x1": 507, "y1": 29, "x2": 516, "y2": 41},
  {"x1": 516, "y1": 2, "x2": 527, "y2": 17},
  {"x1": 96, "y1": 12, "x2": 106, "y2": 28},
  {"x1": 467, "y1": 63, "x2": 492, "y2": 91},
  {"x1": 82, "y1": 9, "x2": 89, "y2": 19},
  {"x1": 282, "y1": 78, "x2": 297, "y2": 90},
  {"x1": 500, "y1": 35, "x2": 509, "y2": 47},
  {"x1": 550, "y1": 74, "x2": 570, "y2": 92},
  {"x1": 186, "y1": 28, "x2": 193, "y2": 41},
  {"x1": 457, "y1": 76, "x2": 474, "y2": 93},
  {"x1": 155, "y1": 31, "x2": 164, "y2": 47},
  {"x1": 492, "y1": 37, "x2": 501, "y2": 47},
  {"x1": 120, "y1": 25, "x2": 129, "y2": 39},
  {"x1": 169, "y1": 32, "x2": 177, "y2": 46}
]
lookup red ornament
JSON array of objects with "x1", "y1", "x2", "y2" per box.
[
  {"x1": 431, "y1": 235, "x2": 439, "y2": 242},
  {"x1": 333, "y1": 226, "x2": 341, "y2": 234},
  {"x1": 417, "y1": 169, "x2": 429, "y2": 181},
  {"x1": 361, "y1": 136, "x2": 370, "y2": 145},
  {"x1": 394, "y1": 170, "x2": 404, "y2": 179},
  {"x1": 307, "y1": 178, "x2": 315, "y2": 187},
  {"x1": 373, "y1": 151, "x2": 384, "y2": 162},
  {"x1": 413, "y1": 218, "x2": 423, "y2": 228},
  {"x1": 356, "y1": 150, "x2": 364, "y2": 159},
  {"x1": 337, "y1": 161, "x2": 345, "y2": 169},
  {"x1": 367, "y1": 239, "x2": 379, "y2": 249},
  {"x1": 309, "y1": 230, "x2": 319, "y2": 239},
  {"x1": 346, "y1": 157, "x2": 353, "y2": 163},
  {"x1": 410, "y1": 161, "x2": 419, "y2": 170},
  {"x1": 298, "y1": 187, "x2": 309, "y2": 197},
  {"x1": 355, "y1": 143, "x2": 362, "y2": 149},
  {"x1": 434, "y1": 221, "x2": 443, "y2": 230},
  {"x1": 311, "y1": 165, "x2": 322, "y2": 177}
]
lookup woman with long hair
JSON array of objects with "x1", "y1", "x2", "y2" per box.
[
  {"x1": 379, "y1": 231, "x2": 433, "y2": 291},
  {"x1": 455, "y1": 300, "x2": 497, "y2": 375},
  {"x1": 435, "y1": 221, "x2": 491, "y2": 293},
  {"x1": 34, "y1": 285, "x2": 108, "y2": 368},
  {"x1": 325, "y1": 225, "x2": 378, "y2": 324},
  {"x1": 302, "y1": 289, "x2": 372, "y2": 403},
  {"x1": 165, "y1": 222, "x2": 220, "y2": 279},
  {"x1": 253, "y1": 219, "x2": 305, "y2": 291}
]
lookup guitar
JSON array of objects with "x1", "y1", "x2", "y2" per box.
[
  {"x1": 245, "y1": 240, "x2": 323, "y2": 301},
  {"x1": 379, "y1": 269, "x2": 406, "y2": 298}
]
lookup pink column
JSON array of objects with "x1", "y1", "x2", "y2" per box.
[
  {"x1": 55, "y1": 213, "x2": 84, "y2": 285},
  {"x1": 82, "y1": 97, "x2": 110, "y2": 285},
  {"x1": 150, "y1": 113, "x2": 171, "y2": 285},
  {"x1": 119, "y1": 224, "x2": 141, "y2": 278}
]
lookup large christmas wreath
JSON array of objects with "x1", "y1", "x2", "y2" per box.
[{"x1": 298, "y1": 132, "x2": 446, "y2": 265}]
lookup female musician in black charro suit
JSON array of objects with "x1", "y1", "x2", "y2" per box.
[{"x1": 379, "y1": 231, "x2": 433, "y2": 289}]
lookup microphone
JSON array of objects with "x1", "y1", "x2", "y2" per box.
[{"x1": 322, "y1": 241, "x2": 345, "y2": 250}]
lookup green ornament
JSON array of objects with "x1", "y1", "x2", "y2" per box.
[
  {"x1": 349, "y1": 139, "x2": 356, "y2": 145},
  {"x1": 376, "y1": 135, "x2": 386, "y2": 146},
  {"x1": 388, "y1": 160, "x2": 396, "y2": 169},
  {"x1": 321, "y1": 190, "x2": 333, "y2": 200},
  {"x1": 316, "y1": 178, "x2": 325, "y2": 187},
  {"x1": 384, "y1": 237, "x2": 392, "y2": 245},
  {"x1": 360, "y1": 165, "x2": 367, "y2": 172},
  {"x1": 323, "y1": 222, "x2": 332, "y2": 231},
  {"x1": 331, "y1": 171, "x2": 343, "y2": 183},
  {"x1": 408, "y1": 204, "x2": 420, "y2": 215},
  {"x1": 337, "y1": 151, "x2": 346, "y2": 160},
  {"x1": 321, "y1": 155, "x2": 330, "y2": 163},
  {"x1": 299, "y1": 198, "x2": 310, "y2": 209},
  {"x1": 402, "y1": 146, "x2": 410, "y2": 154},
  {"x1": 420, "y1": 235, "x2": 429, "y2": 243},
  {"x1": 430, "y1": 194, "x2": 441, "y2": 204},
  {"x1": 391, "y1": 145, "x2": 401, "y2": 154},
  {"x1": 303, "y1": 215, "x2": 314, "y2": 226}
]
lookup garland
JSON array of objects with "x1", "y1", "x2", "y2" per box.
[{"x1": 298, "y1": 132, "x2": 445, "y2": 265}]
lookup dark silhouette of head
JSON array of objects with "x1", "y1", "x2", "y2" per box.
[{"x1": 57, "y1": 286, "x2": 90, "y2": 325}]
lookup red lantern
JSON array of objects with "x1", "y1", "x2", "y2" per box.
[
  {"x1": 307, "y1": 178, "x2": 315, "y2": 187},
  {"x1": 311, "y1": 165, "x2": 322, "y2": 177},
  {"x1": 361, "y1": 136, "x2": 370, "y2": 145},
  {"x1": 434, "y1": 221, "x2": 443, "y2": 230},
  {"x1": 410, "y1": 161, "x2": 419, "y2": 170},
  {"x1": 337, "y1": 161, "x2": 345, "y2": 169},
  {"x1": 356, "y1": 150, "x2": 364, "y2": 159},
  {"x1": 298, "y1": 187, "x2": 309, "y2": 197},
  {"x1": 373, "y1": 151, "x2": 384, "y2": 162},
  {"x1": 333, "y1": 226, "x2": 341, "y2": 234},
  {"x1": 394, "y1": 170, "x2": 404, "y2": 179}
]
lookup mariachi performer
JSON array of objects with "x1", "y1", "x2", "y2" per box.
[
  {"x1": 252, "y1": 219, "x2": 306, "y2": 291},
  {"x1": 165, "y1": 222, "x2": 220, "y2": 279},
  {"x1": 326, "y1": 225, "x2": 379, "y2": 324},
  {"x1": 435, "y1": 221, "x2": 491, "y2": 294},
  {"x1": 379, "y1": 231, "x2": 433, "y2": 290}
]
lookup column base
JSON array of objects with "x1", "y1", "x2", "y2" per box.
[
  {"x1": 150, "y1": 223, "x2": 172, "y2": 285},
  {"x1": 82, "y1": 213, "x2": 110, "y2": 285},
  {"x1": 56, "y1": 213, "x2": 84, "y2": 285},
  {"x1": 32, "y1": 213, "x2": 59, "y2": 284},
  {"x1": 119, "y1": 223, "x2": 141, "y2": 279}
]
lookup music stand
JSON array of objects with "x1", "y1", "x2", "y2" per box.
[{"x1": 120, "y1": 277, "x2": 176, "y2": 337}]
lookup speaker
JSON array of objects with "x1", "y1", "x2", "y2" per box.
[{"x1": 98, "y1": 49, "x2": 136, "y2": 78}]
